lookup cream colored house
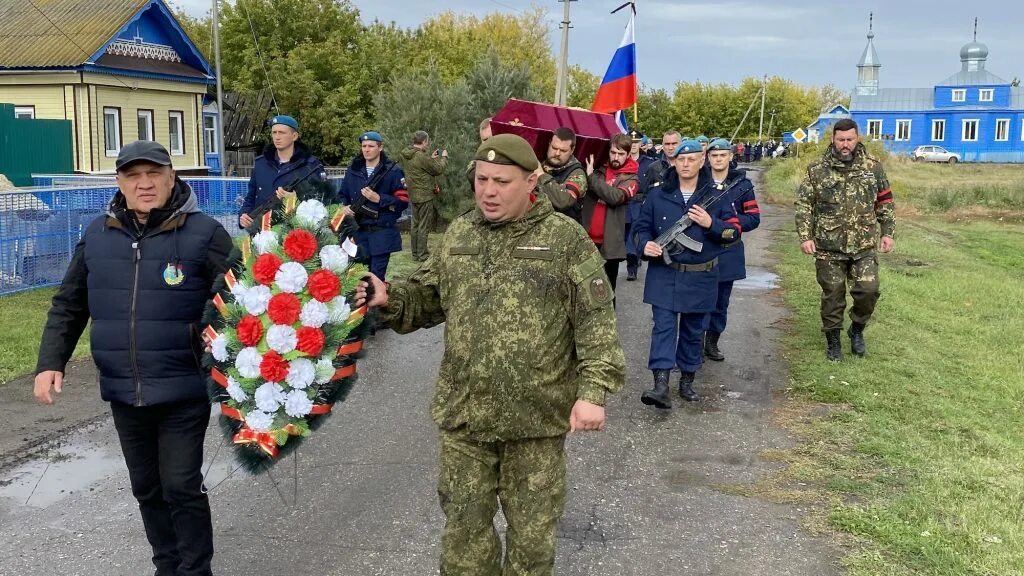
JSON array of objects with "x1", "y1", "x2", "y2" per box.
[{"x1": 0, "y1": 0, "x2": 217, "y2": 174}]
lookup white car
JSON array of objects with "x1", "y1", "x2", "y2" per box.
[{"x1": 911, "y1": 145, "x2": 961, "y2": 164}]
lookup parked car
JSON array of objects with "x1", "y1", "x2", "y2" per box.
[{"x1": 911, "y1": 145, "x2": 961, "y2": 164}]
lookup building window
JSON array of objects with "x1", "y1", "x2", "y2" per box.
[
  {"x1": 931, "y1": 119, "x2": 945, "y2": 141},
  {"x1": 979, "y1": 89, "x2": 994, "y2": 102},
  {"x1": 962, "y1": 119, "x2": 979, "y2": 142},
  {"x1": 995, "y1": 118, "x2": 1010, "y2": 141},
  {"x1": 952, "y1": 89, "x2": 966, "y2": 102},
  {"x1": 168, "y1": 111, "x2": 184, "y2": 155},
  {"x1": 103, "y1": 107, "x2": 121, "y2": 157},
  {"x1": 867, "y1": 120, "x2": 882, "y2": 140},
  {"x1": 203, "y1": 115, "x2": 218, "y2": 155},
  {"x1": 137, "y1": 109, "x2": 154, "y2": 141},
  {"x1": 895, "y1": 120, "x2": 911, "y2": 141},
  {"x1": 14, "y1": 105, "x2": 35, "y2": 119}
]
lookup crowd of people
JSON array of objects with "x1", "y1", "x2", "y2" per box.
[{"x1": 29, "y1": 112, "x2": 894, "y2": 576}]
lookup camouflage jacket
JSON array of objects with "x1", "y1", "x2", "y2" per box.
[
  {"x1": 380, "y1": 194, "x2": 625, "y2": 441},
  {"x1": 795, "y1": 144, "x2": 896, "y2": 257},
  {"x1": 399, "y1": 146, "x2": 447, "y2": 203},
  {"x1": 537, "y1": 158, "x2": 588, "y2": 222}
]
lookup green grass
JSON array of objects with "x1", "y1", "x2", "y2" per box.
[
  {"x1": 0, "y1": 288, "x2": 90, "y2": 383},
  {"x1": 763, "y1": 143, "x2": 1024, "y2": 215},
  {"x1": 764, "y1": 168, "x2": 1024, "y2": 574}
]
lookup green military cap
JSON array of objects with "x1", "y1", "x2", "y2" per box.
[
  {"x1": 707, "y1": 138, "x2": 732, "y2": 151},
  {"x1": 696, "y1": 135, "x2": 710, "y2": 143},
  {"x1": 475, "y1": 133, "x2": 540, "y2": 171},
  {"x1": 674, "y1": 138, "x2": 704, "y2": 156}
]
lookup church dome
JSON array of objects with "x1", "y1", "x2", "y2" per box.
[{"x1": 960, "y1": 41, "x2": 988, "y2": 61}]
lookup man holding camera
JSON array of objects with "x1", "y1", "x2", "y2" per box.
[
  {"x1": 400, "y1": 131, "x2": 448, "y2": 262},
  {"x1": 340, "y1": 131, "x2": 409, "y2": 281}
]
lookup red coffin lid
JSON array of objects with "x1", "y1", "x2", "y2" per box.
[{"x1": 490, "y1": 99, "x2": 622, "y2": 167}]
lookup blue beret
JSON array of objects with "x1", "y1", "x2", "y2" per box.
[
  {"x1": 271, "y1": 115, "x2": 299, "y2": 131},
  {"x1": 641, "y1": 136, "x2": 651, "y2": 145},
  {"x1": 359, "y1": 131, "x2": 383, "y2": 143},
  {"x1": 708, "y1": 138, "x2": 732, "y2": 151},
  {"x1": 674, "y1": 139, "x2": 704, "y2": 156},
  {"x1": 696, "y1": 135, "x2": 710, "y2": 143}
]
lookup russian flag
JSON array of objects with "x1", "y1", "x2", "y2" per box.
[{"x1": 592, "y1": 12, "x2": 637, "y2": 120}]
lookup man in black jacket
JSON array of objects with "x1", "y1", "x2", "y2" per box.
[{"x1": 34, "y1": 141, "x2": 232, "y2": 576}]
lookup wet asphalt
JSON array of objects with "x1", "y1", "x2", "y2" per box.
[{"x1": 0, "y1": 192, "x2": 843, "y2": 575}]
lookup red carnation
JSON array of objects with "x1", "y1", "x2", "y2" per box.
[
  {"x1": 236, "y1": 315, "x2": 263, "y2": 346},
  {"x1": 296, "y1": 327, "x2": 325, "y2": 357},
  {"x1": 307, "y1": 269, "x2": 341, "y2": 302},
  {"x1": 267, "y1": 293, "x2": 301, "y2": 325},
  {"x1": 253, "y1": 253, "x2": 283, "y2": 286},
  {"x1": 259, "y1": 351, "x2": 290, "y2": 382},
  {"x1": 283, "y1": 229, "x2": 318, "y2": 262}
]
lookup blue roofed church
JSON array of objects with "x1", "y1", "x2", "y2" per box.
[{"x1": 848, "y1": 18, "x2": 1024, "y2": 163}]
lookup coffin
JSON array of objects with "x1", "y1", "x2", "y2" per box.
[{"x1": 490, "y1": 99, "x2": 622, "y2": 167}]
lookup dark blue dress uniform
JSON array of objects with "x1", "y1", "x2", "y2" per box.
[
  {"x1": 706, "y1": 167, "x2": 760, "y2": 335},
  {"x1": 339, "y1": 148, "x2": 408, "y2": 281},
  {"x1": 625, "y1": 154, "x2": 656, "y2": 258},
  {"x1": 632, "y1": 168, "x2": 742, "y2": 374},
  {"x1": 239, "y1": 141, "x2": 328, "y2": 226}
]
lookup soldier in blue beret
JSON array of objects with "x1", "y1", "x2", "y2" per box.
[
  {"x1": 340, "y1": 131, "x2": 408, "y2": 281},
  {"x1": 633, "y1": 139, "x2": 743, "y2": 408},
  {"x1": 701, "y1": 138, "x2": 760, "y2": 361}
]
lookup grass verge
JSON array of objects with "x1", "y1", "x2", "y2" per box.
[
  {"x1": 0, "y1": 288, "x2": 90, "y2": 383},
  {"x1": 763, "y1": 165, "x2": 1024, "y2": 574}
]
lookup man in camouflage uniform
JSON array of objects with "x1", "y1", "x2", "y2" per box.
[
  {"x1": 536, "y1": 127, "x2": 589, "y2": 223},
  {"x1": 795, "y1": 119, "x2": 895, "y2": 361},
  {"x1": 400, "y1": 130, "x2": 448, "y2": 262},
  {"x1": 357, "y1": 133, "x2": 625, "y2": 576},
  {"x1": 465, "y1": 117, "x2": 493, "y2": 191}
]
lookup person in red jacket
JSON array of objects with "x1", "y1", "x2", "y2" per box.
[{"x1": 583, "y1": 133, "x2": 639, "y2": 294}]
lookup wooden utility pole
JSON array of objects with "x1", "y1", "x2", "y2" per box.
[
  {"x1": 212, "y1": 0, "x2": 226, "y2": 173},
  {"x1": 757, "y1": 74, "x2": 766, "y2": 140}
]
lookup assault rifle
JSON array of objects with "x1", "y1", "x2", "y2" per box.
[
  {"x1": 650, "y1": 179, "x2": 740, "y2": 265},
  {"x1": 246, "y1": 163, "x2": 326, "y2": 224},
  {"x1": 350, "y1": 161, "x2": 397, "y2": 221}
]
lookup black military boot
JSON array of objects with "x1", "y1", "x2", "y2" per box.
[
  {"x1": 678, "y1": 372, "x2": 700, "y2": 402},
  {"x1": 641, "y1": 369, "x2": 672, "y2": 409},
  {"x1": 626, "y1": 255, "x2": 638, "y2": 281},
  {"x1": 848, "y1": 322, "x2": 866, "y2": 357},
  {"x1": 825, "y1": 329, "x2": 843, "y2": 362},
  {"x1": 703, "y1": 331, "x2": 725, "y2": 361}
]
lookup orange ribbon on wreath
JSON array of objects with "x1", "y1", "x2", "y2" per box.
[{"x1": 233, "y1": 427, "x2": 279, "y2": 458}]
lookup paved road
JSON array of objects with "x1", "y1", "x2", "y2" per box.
[{"x1": 0, "y1": 191, "x2": 842, "y2": 575}]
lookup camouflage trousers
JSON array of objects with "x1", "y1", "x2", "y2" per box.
[
  {"x1": 438, "y1": 429, "x2": 567, "y2": 576},
  {"x1": 815, "y1": 252, "x2": 880, "y2": 331},
  {"x1": 411, "y1": 200, "x2": 439, "y2": 261}
]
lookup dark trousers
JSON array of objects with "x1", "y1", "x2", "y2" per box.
[
  {"x1": 603, "y1": 259, "x2": 622, "y2": 293},
  {"x1": 367, "y1": 253, "x2": 392, "y2": 282},
  {"x1": 110, "y1": 399, "x2": 213, "y2": 576},
  {"x1": 705, "y1": 280, "x2": 735, "y2": 334},
  {"x1": 815, "y1": 254, "x2": 880, "y2": 331},
  {"x1": 649, "y1": 306, "x2": 705, "y2": 373}
]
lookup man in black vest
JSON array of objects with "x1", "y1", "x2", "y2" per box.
[
  {"x1": 536, "y1": 126, "x2": 589, "y2": 223},
  {"x1": 34, "y1": 141, "x2": 232, "y2": 576}
]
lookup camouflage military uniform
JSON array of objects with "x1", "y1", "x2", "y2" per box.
[
  {"x1": 399, "y1": 146, "x2": 448, "y2": 261},
  {"x1": 795, "y1": 143, "x2": 895, "y2": 330},
  {"x1": 536, "y1": 157, "x2": 588, "y2": 223},
  {"x1": 381, "y1": 193, "x2": 625, "y2": 576}
]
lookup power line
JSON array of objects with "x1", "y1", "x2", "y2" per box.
[
  {"x1": 486, "y1": 0, "x2": 527, "y2": 14},
  {"x1": 26, "y1": 0, "x2": 137, "y2": 91},
  {"x1": 237, "y1": 0, "x2": 278, "y2": 114}
]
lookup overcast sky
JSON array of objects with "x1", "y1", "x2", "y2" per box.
[{"x1": 176, "y1": 1, "x2": 1022, "y2": 91}]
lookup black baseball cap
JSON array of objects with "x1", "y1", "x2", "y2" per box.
[{"x1": 116, "y1": 140, "x2": 173, "y2": 172}]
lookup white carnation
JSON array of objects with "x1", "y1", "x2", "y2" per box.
[
  {"x1": 327, "y1": 296, "x2": 351, "y2": 323},
  {"x1": 252, "y1": 230, "x2": 279, "y2": 254},
  {"x1": 244, "y1": 410, "x2": 274, "y2": 432},
  {"x1": 315, "y1": 358, "x2": 335, "y2": 384},
  {"x1": 255, "y1": 382, "x2": 286, "y2": 412},
  {"x1": 296, "y1": 199, "x2": 328, "y2": 227},
  {"x1": 283, "y1": 389, "x2": 315, "y2": 418},
  {"x1": 240, "y1": 285, "x2": 272, "y2": 315},
  {"x1": 341, "y1": 237, "x2": 358, "y2": 258},
  {"x1": 285, "y1": 358, "x2": 316, "y2": 390},
  {"x1": 319, "y1": 244, "x2": 349, "y2": 274},
  {"x1": 226, "y1": 376, "x2": 248, "y2": 402},
  {"x1": 235, "y1": 347, "x2": 262, "y2": 379},
  {"x1": 211, "y1": 334, "x2": 229, "y2": 362},
  {"x1": 229, "y1": 281, "x2": 249, "y2": 301},
  {"x1": 300, "y1": 299, "x2": 329, "y2": 328},
  {"x1": 275, "y1": 262, "x2": 308, "y2": 293},
  {"x1": 266, "y1": 324, "x2": 297, "y2": 354}
]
